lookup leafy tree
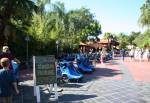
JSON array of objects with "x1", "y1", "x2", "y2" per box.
[
  {"x1": 128, "y1": 32, "x2": 141, "y2": 45},
  {"x1": 36, "y1": 0, "x2": 51, "y2": 15},
  {"x1": 117, "y1": 33, "x2": 129, "y2": 49},
  {"x1": 29, "y1": 1, "x2": 102, "y2": 54},
  {"x1": 137, "y1": 0, "x2": 150, "y2": 48},
  {"x1": 133, "y1": 30, "x2": 150, "y2": 48},
  {"x1": 103, "y1": 32, "x2": 111, "y2": 39},
  {"x1": 0, "y1": 0, "x2": 37, "y2": 45},
  {"x1": 68, "y1": 8, "x2": 101, "y2": 42},
  {"x1": 139, "y1": 0, "x2": 150, "y2": 30},
  {"x1": 103, "y1": 32, "x2": 118, "y2": 50}
]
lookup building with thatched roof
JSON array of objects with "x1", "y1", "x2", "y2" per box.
[{"x1": 79, "y1": 39, "x2": 119, "y2": 52}]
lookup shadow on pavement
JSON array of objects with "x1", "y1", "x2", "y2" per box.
[
  {"x1": 59, "y1": 94, "x2": 97, "y2": 102},
  {"x1": 104, "y1": 60, "x2": 119, "y2": 65},
  {"x1": 13, "y1": 84, "x2": 60, "y2": 103},
  {"x1": 63, "y1": 83, "x2": 83, "y2": 88},
  {"x1": 83, "y1": 67, "x2": 122, "y2": 83},
  {"x1": 94, "y1": 68, "x2": 122, "y2": 77},
  {"x1": 13, "y1": 85, "x2": 36, "y2": 103}
]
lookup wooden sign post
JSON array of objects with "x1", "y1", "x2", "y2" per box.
[{"x1": 33, "y1": 55, "x2": 58, "y2": 103}]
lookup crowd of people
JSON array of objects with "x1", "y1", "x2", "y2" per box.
[
  {"x1": 128, "y1": 48, "x2": 150, "y2": 62},
  {"x1": 79, "y1": 47, "x2": 113, "y2": 64},
  {"x1": 79, "y1": 46, "x2": 150, "y2": 63}
]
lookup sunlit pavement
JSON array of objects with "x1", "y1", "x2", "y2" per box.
[
  {"x1": 123, "y1": 58, "x2": 150, "y2": 82},
  {"x1": 13, "y1": 57, "x2": 150, "y2": 103}
]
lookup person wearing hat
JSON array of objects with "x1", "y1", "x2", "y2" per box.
[
  {"x1": 0, "y1": 46, "x2": 20, "y2": 70},
  {"x1": 2, "y1": 46, "x2": 10, "y2": 53}
]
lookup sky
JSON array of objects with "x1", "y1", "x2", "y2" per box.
[{"x1": 51, "y1": 0, "x2": 146, "y2": 36}]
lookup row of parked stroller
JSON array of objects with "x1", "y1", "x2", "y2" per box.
[
  {"x1": 57, "y1": 54, "x2": 96, "y2": 83},
  {"x1": 9, "y1": 53, "x2": 96, "y2": 85},
  {"x1": 11, "y1": 52, "x2": 113, "y2": 84}
]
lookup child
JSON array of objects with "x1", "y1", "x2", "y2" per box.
[{"x1": 0, "y1": 58, "x2": 19, "y2": 103}]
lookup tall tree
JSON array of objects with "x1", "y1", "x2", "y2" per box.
[
  {"x1": 128, "y1": 32, "x2": 141, "y2": 45},
  {"x1": 103, "y1": 32, "x2": 111, "y2": 39},
  {"x1": 29, "y1": 2, "x2": 102, "y2": 54},
  {"x1": 139, "y1": 0, "x2": 150, "y2": 30},
  {"x1": 68, "y1": 8, "x2": 101, "y2": 42},
  {"x1": 117, "y1": 33, "x2": 129, "y2": 49},
  {"x1": 37, "y1": 0, "x2": 51, "y2": 15},
  {"x1": 133, "y1": 31, "x2": 150, "y2": 48},
  {"x1": 0, "y1": 0, "x2": 37, "y2": 45}
]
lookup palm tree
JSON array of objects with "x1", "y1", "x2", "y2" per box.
[
  {"x1": 36, "y1": 0, "x2": 51, "y2": 16},
  {"x1": 103, "y1": 32, "x2": 114, "y2": 50},
  {"x1": 0, "y1": 0, "x2": 37, "y2": 45},
  {"x1": 139, "y1": 0, "x2": 150, "y2": 30},
  {"x1": 52, "y1": 1, "x2": 66, "y2": 33},
  {"x1": 103, "y1": 32, "x2": 111, "y2": 40},
  {"x1": 117, "y1": 33, "x2": 129, "y2": 49}
]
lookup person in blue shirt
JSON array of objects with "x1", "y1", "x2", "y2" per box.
[
  {"x1": 120, "y1": 49, "x2": 126, "y2": 62},
  {"x1": 0, "y1": 58, "x2": 19, "y2": 103}
]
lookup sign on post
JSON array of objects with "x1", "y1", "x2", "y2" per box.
[
  {"x1": 33, "y1": 55, "x2": 58, "y2": 102},
  {"x1": 33, "y1": 55, "x2": 56, "y2": 85}
]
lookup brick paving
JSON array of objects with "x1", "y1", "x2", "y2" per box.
[
  {"x1": 123, "y1": 58, "x2": 150, "y2": 82},
  {"x1": 59, "y1": 80, "x2": 150, "y2": 103},
  {"x1": 12, "y1": 57, "x2": 150, "y2": 103}
]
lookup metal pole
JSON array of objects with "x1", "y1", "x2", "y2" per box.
[
  {"x1": 57, "y1": 44, "x2": 58, "y2": 58},
  {"x1": 26, "y1": 40, "x2": 29, "y2": 69},
  {"x1": 25, "y1": 35, "x2": 30, "y2": 69}
]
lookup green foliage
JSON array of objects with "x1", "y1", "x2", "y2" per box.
[
  {"x1": 114, "y1": 31, "x2": 150, "y2": 49},
  {"x1": 134, "y1": 0, "x2": 150, "y2": 48},
  {"x1": 128, "y1": 32, "x2": 141, "y2": 45},
  {"x1": 116, "y1": 33, "x2": 129, "y2": 49},
  {"x1": 103, "y1": 32, "x2": 111, "y2": 39},
  {"x1": 133, "y1": 30, "x2": 150, "y2": 48},
  {"x1": 0, "y1": 0, "x2": 102, "y2": 58},
  {"x1": 29, "y1": 1, "x2": 101, "y2": 54},
  {"x1": 0, "y1": 0, "x2": 37, "y2": 47},
  {"x1": 139, "y1": 0, "x2": 150, "y2": 29}
]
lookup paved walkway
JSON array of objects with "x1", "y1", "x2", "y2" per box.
[{"x1": 12, "y1": 57, "x2": 150, "y2": 103}]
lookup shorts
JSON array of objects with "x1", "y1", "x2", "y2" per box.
[{"x1": 130, "y1": 55, "x2": 134, "y2": 58}]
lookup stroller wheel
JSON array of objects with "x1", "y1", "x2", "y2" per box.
[{"x1": 62, "y1": 75, "x2": 69, "y2": 83}]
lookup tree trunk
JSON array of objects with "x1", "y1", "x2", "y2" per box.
[
  {"x1": 0, "y1": 19, "x2": 7, "y2": 47},
  {"x1": 0, "y1": 0, "x2": 13, "y2": 46}
]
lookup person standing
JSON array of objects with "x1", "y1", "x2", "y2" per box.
[
  {"x1": 0, "y1": 46, "x2": 20, "y2": 69},
  {"x1": 100, "y1": 47, "x2": 107, "y2": 64},
  {"x1": 120, "y1": 49, "x2": 126, "y2": 62},
  {"x1": 0, "y1": 46, "x2": 21, "y2": 84},
  {"x1": 0, "y1": 58, "x2": 19, "y2": 103},
  {"x1": 129, "y1": 49, "x2": 135, "y2": 61},
  {"x1": 139, "y1": 49, "x2": 144, "y2": 62},
  {"x1": 147, "y1": 49, "x2": 150, "y2": 62}
]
